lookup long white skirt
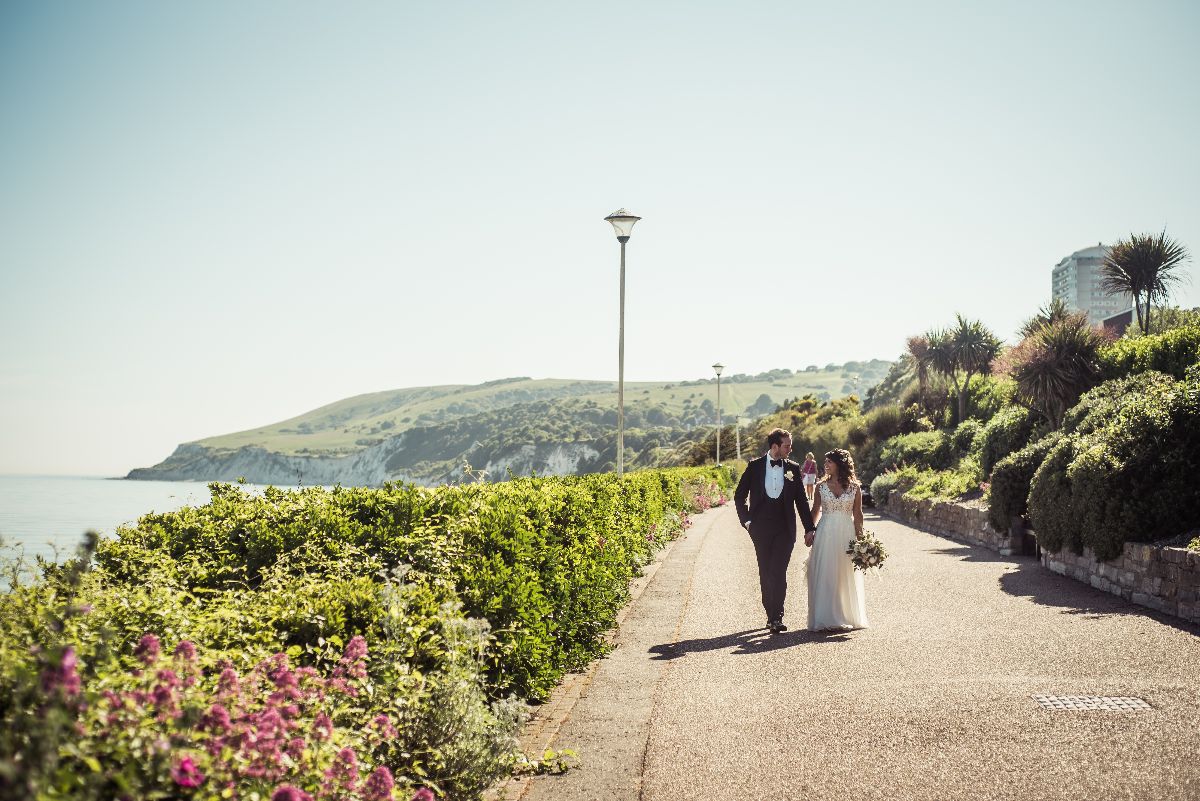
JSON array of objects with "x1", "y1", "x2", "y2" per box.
[{"x1": 806, "y1": 510, "x2": 869, "y2": 631}]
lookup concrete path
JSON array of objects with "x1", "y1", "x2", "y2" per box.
[{"x1": 520, "y1": 505, "x2": 1200, "y2": 801}]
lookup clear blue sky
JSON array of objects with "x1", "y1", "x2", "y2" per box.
[{"x1": 2, "y1": 1, "x2": 1198, "y2": 476}]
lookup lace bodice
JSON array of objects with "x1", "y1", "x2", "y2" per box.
[{"x1": 818, "y1": 481, "x2": 857, "y2": 515}]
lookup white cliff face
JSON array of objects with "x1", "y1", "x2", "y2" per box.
[{"x1": 128, "y1": 438, "x2": 604, "y2": 487}]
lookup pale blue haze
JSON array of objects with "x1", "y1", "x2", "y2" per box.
[{"x1": 2, "y1": 1, "x2": 1198, "y2": 475}]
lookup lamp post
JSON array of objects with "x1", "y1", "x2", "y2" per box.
[
  {"x1": 604, "y1": 209, "x2": 641, "y2": 477},
  {"x1": 712, "y1": 362, "x2": 724, "y2": 465}
]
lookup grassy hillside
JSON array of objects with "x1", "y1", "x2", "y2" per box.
[{"x1": 198, "y1": 362, "x2": 892, "y2": 457}]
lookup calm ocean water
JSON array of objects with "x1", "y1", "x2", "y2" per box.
[{"x1": 0, "y1": 475, "x2": 281, "y2": 564}]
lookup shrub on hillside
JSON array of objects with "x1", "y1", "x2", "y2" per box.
[
  {"x1": 1060, "y1": 371, "x2": 1176, "y2": 436},
  {"x1": 951, "y1": 419, "x2": 983, "y2": 455},
  {"x1": 878, "y1": 431, "x2": 955, "y2": 471},
  {"x1": 869, "y1": 466, "x2": 921, "y2": 505},
  {"x1": 1099, "y1": 324, "x2": 1200, "y2": 381},
  {"x1": 977, "y1": 405, "x2": 1042, "y2": 476},
  {"x1": 865, "y1": 405, "x2": 902, "y2": 441},
  {"x1": 1028, "y1": 372, "x2": 1200, "y2": 560},
  {"x1": 986, "y1": 432, "x2": 1061, "y2": 532}
]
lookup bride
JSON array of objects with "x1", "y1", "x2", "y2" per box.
[{"x1": 806, "y1": 448, "x2": 869, "y2": 631}]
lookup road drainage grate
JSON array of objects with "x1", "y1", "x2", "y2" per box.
[{"x1": 1032, "y1": 695, "x2": 1151, "y2": 711}]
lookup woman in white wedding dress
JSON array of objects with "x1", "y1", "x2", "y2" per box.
[{"x1": 806, "y1": 448, "x2": 870, "y2": 631}]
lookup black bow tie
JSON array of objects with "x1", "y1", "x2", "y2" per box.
[{"x1": 769, "y1": 458, "x2": 784, "y2": 468}]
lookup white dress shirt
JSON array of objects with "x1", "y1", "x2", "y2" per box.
[{"x1": 764, "y1": 452, "x2": 784, "y2": 499}]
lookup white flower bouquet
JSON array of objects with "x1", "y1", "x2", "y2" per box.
[{"x1": 846, "y1": 530, "x2": 888, "y2": 573}]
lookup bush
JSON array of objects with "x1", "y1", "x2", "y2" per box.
[
  {"x1": 865, "y1": 405, "x2": 902, "y2": 441},
  {"x1": 1028, "y1": 372, "x2": 1200, "y2": 560},
  {"x1": 1, "y1": 465, "x2": 738, "y2": 799},
  {"x1": 951, "y1": 419, "x2": 983, "y2": 455},
  {"x1": 977, "y1": 405, "x2": 1042, "y2": 476},
  {"x1": 904, "y1": 458, "x2": 983, "y2": 501},
  {"x1": 986, "y1": 432, "x2": 1061, "y2": 532},
  {"x1": 878, "y1": 431, "x2": 955, "y2": 471},
  {"x1": 1060, "y1": 371, "x2": 1176, "y2": 436},
  {"x1": 1100, "y1": 324, "x2": 1200, "y2": 380},
  {"x1": 870, "y1": 466, "x2": 921, "y2": 504}
]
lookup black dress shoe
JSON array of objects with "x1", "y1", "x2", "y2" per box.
[{"x1": 775, "y1": 622, "x2": 788, "y2": 632}]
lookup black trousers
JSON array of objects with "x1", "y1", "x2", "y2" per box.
[{"x1": 751, "y1": 527, "x2": 796, "y2": 623}]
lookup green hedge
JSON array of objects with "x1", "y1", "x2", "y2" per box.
[
  {"x1": 2, "y1": 465, "x2": 737, "y2": 799},
  {"x1": 1100, "y1": 324, "x2": 1200, "y2": 381},
  {"x1": 878, "y1": 430, "x2": 956, "y2": 471},
  {"x1": 986, "y1": 432, "x2": 1061, "y2": 532},
  {"x1": 1028, "y1": 373, "x2": 1200, "y2": 559},
  {"x1": 977, "y1": 405, "x2": 1042, "y2": 476}
]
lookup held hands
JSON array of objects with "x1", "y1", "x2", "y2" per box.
[{"x1": 804, "y1": 530, "x2": 815, "y2": 548}]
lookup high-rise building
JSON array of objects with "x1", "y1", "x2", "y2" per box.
[{"x1": 1051, "y1": 244, "x2": 1134, "y2": 326}]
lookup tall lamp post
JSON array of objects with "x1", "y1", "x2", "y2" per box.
[
  {"x1": 604, "y1": 209, "x2": 641, "y2": 477},
  {"x1": 712, "y1": 362, "x2": 724, "y2": 465}
]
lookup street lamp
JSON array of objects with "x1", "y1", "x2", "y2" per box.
[
  {"x1": 604, "y1": 208, "x2": 641, "y2": 477},
  {"x1": 712, "y1": 362, "x2": 724, "y2": 465}
]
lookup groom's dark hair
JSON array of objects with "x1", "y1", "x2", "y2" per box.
[{"x1": 766, "y1": 428, "x2": 791, "y2": 447}]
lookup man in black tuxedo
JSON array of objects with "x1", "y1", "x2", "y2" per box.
[{"x1": 733, "y1": 428, "x2": 817, "y2": 633}]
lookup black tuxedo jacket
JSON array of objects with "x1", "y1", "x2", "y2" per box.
[{"x1": 733, "y1": 455, "x2": 817, "y2": 537}]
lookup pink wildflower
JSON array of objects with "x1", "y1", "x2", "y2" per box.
[
  {"x1": 363, "y1": 766, "x2": 395, "y2": 801},
  {"x1": 312, "y1": 712, "x2": 333, "y2": 741},
  {"x1": 134, "y1": 634, "x2": 160, "y2": 665},
  {"x1": 412, "y1": 789, "x2": 435, "y2": 801},
  {"x1": 270, "y1": 785, "x2": 313, "y2": 801},
  {"x1": 218, "y1": 667, "x2": 240, "y2": 697},
  {"x1": 173, "y1": 640, "x2": 197, "y2": 662},
  {"x1": 41, "y1": 646, "x2": 81, "y2": 697},
  {"x1": 202, "y1": 703, "x2": 232, "y2": 733},
  {"x1": 371, "y1": 713, "x2": 398, "y2": 740},
  {"x1": 170, "y1": 755, "x2": 205, "y2": 788},
  {"x1": 323, "y1": 747, "x2": 359, "y2": 793}
]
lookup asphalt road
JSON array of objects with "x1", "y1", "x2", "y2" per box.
[{"x1": 521, "y1": 504, "x2": 1200, "y2": 801}]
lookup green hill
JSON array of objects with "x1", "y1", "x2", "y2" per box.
[{"x1": 129, "y1": 362, "x2": 892, "y2": 485}]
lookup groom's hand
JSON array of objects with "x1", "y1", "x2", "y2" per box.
[{"x1": 804, "y1": 530, "x2": 815, "y2": 547}]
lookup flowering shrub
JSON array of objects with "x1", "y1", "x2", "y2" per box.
[{"x1": 1, "y1": 466, "x2": 738, "y2": 800}]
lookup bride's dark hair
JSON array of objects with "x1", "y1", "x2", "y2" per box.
[{"x1": 824, "y1": 449, "x2": 858, "y2": 485}]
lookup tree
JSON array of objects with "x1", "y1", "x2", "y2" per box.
[
  {"x1": 993, "y1": 312, "x2": 1109, "y2": 429},
  {"x1": 1019, "y1": 298, "x2": 1072, "y2": 338},
  {"x1": 905, "y1": 335, "x2": 931, "y2": 413},
  {"x1": 1100, "y1": 231, "x2": 1191, "y2": 335},
  {"x1": 924, "y1": 317, "x2": 1001, "y2": 424}
]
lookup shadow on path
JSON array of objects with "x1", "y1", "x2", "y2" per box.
[
  {"x1": 649, "y1": 627, "x2": 856, "y2": 660},
  {"x1": 928, "y1": 543, "x2": 1200, "y2": 633}
]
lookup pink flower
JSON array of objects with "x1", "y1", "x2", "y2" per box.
[
  {"x1": 322, "y1": 747, "x2": 359, "y2": 793},
  {"x1": 270, "y1": 785, "x2": 313, "y2": 801},
  {"x1": 134, "y1": 634, "x2": 160, "y2": 665},
  {"x1": 371, "y1": 713, "x2": 398, "y2": 740},
  {"x1": 218, "y1": 667, "x2": 240, "y2": 697},
  {"x1": 174, "y1": 640, "x2": 197, "y2": 662},
  {"x1": 312, "y1": 712, "x2": 333, "y2": 741},
  {"x1": 41, "y1": 646, "x2": 81, "y2": 697},
  {"x1": 170, "y1": 755, "x2": 205, "y2": 788},
  {"x1": 412, "y1": 789, "x2": 435, "y2": 801},
  {"x1": 202, "y1": 703, "x2": 231, "y2": 733},
  {"x1": 363, "y1": 766, "x2": 395, "y2": 801},
  {"x1": 342, "y1": 636, "x2": 368, "y2": 662}
]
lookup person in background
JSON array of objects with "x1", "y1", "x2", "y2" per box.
[{"x1": 801, "y1": 451, "x2": 819, "y2": 503}]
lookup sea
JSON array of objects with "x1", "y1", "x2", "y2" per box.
[{"x1": 0, "y1": 474, "x2": 289, "y2": 565}]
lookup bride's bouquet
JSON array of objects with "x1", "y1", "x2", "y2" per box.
[{"x1": 847, "y1": 530, "x2": 888, "y2": 573}]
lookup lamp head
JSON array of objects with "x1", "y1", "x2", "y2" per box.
[
  {"x1": 604, "y1": 209, "x2": 641, "y2": 242},
  {"x1": 712, "y1": 362, "x2": 724, "y2": 377}
]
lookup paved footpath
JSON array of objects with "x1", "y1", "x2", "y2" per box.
[{"x1": 519, "y1": 505, "x2": 1200, "y2": 801}]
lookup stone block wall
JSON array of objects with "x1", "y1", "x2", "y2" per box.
[
  {"x1": 1041, "y1": 542, "x2": 1200, "y2": 624},
  {"x1": 883, "y1": 490, "x2": 1021, "y2": 555},
  {"x1": 880, "y1": 490, "x2": 1200, "y2": 625}
]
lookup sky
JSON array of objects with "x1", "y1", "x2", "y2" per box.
[{"x1": 2, "y1": 1, "x2": 1198, "y2": 476}]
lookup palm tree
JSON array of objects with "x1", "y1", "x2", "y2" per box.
[
  {"x1": 924, "y1": 328, "x2": 958, "y2": 423},
  {"x1": 1100, "y1": 231, "x2": 1191, "y2": 335},
  {"x1": 996, "y1": 315, "x2": 1108, "y2": 428},
  {"x1": 1019, "y1": 298, "x2": 1072, "y2": 338},
  {"x1": 905, "y1": 335, "x2": 931, "y2": 413},
  {"x1": 948, "y1": 314, "x2": 1001, "y2": 423}
]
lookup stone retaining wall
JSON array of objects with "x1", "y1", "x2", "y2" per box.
[
  {"x1": 1041, "y1": 542, "x2": 1200, "y2": 624},
  {"x1": 880, "y1": 491, "x2": 1200, "y2": 625},
  {"x1": 883, "y1": 490, "x2": 1022, "y2": 555}
]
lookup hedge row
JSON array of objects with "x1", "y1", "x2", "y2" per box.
[{"x1": 2, "y1": 465, "x2": 737, "y2": 800}]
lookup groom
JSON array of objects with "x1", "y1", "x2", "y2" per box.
[{"x1": 733, "y1": 428, "x2": 817, "y2": 633}]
